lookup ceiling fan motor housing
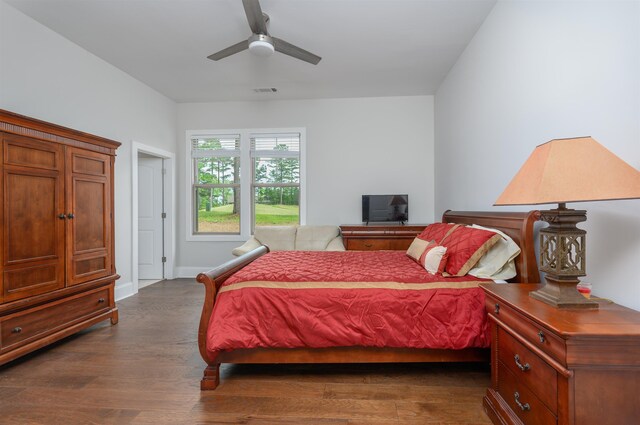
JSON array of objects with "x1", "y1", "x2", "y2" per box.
[{"x1": 248, "y1": 34, "x2": 275, "y2": 56}]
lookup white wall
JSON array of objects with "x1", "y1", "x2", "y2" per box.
[
  {"x1": 0, "y1": 1, "x2": 177, "y2": 299},
  {"x1": 177, "y1": 96, "x2": 434, "y2": 274},
  {"x1": 435, "y1": 1, "x2": 640, "y2": 309}
]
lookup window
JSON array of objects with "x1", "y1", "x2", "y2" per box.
[
  {"x1": 251, "y1": 133, "x2": 300, "y2": 229},
  {"x1": 186, "y1": 129, "x2": 305, "y2": 241},
  {"x1": 190, "y1": 135, "x2": 241, "y2": 235}
]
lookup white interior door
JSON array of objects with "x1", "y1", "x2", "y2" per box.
[{"x1": 138, "y1": 156, "x2": 164, "y2": 280}]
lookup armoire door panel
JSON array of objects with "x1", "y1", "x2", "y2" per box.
[
  {"x1": 73, "y1": 179, "x2": 106, "y2": 252},
  {"x1": 4, "y1": 171, "x2": 61, "y2": 263},
  {"x1": 71, "y1": 154, "x2": 107, "y2": 176},
  {"x1": 66, "y1": 148, "x2": 112, "y2": 286},
  {"x1": 2, "y1": 263, "x2": 61, "y2": 303},
  {"x1": 73, "y1": 255, "x2": 108, "y2": 281},
  {"x1": 3, "y1": 134, "x2": 61, "y2": 171},
  {"x1": 1, "y1": 136, "x2": 65, "y2": 301}
]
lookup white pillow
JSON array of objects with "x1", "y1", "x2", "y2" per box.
[
  {"x1": 420, "y1": 244, "x2": 448, "y2": 275},
  {"x1": 467, "y1": 224, "x2": 520, "y2": 280}
]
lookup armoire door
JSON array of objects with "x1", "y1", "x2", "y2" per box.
[
  {"x1": 1, "y1": 134, "x2": 66, "y2": 302},
  {"x1": 65, "y1": 147, "x2": 112, "y2": 286}
]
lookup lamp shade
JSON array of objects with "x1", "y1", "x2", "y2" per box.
[{"x1": 495, "y1": 137, "x2": 640, "y2": 205}]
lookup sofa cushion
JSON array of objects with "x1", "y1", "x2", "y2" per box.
[
  {"x1": 253, "y1": 226, "x2": 297, "y2": 251},
  {"x1": 295, "y1": 225, "x2": 341, "y2": 250},
  {"x1": 325, "y1": 236, "x2": 346, "y2": 251}
]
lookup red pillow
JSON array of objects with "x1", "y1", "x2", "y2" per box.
[
  {"x1": 417, "y1": 223, "x2": 456, "y2": 243},
  {"x1": 440, "y1": 226, "x2": 501, "y2": 276}
]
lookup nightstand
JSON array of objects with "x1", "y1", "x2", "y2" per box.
[
  {"x1": 481, "y1": 283, "x2": 640, "y2": 425},
  {"x1": 339, "y1": 224, "x2": 427, "y2": 251}
]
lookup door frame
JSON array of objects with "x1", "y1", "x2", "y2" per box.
[{"x1": 131, "y1": 142, "x2": 175, "y2": 294}]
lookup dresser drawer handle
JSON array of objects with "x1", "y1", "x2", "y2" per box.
[
  {"x1": 494, "y1": 303, "x2": 500, "y2": 314},
  {"x1": 98, "y1": 298, "x2": 106, "y2": 303},
  {"x1": 514, "y1": 392, "x2": 531, "y2": 411},
  {"x1": 364, "y1": 243, "x2": 373, "y2": 248},
  {"x1": 12, "y1": 327, "x2": 22, "y2": 334},
  {"x1": 538, "y1": 330, "x2": 545, "y2": 343},
  {"x1": 514, "y1": 354, "x2": 530, "y2": 372}
]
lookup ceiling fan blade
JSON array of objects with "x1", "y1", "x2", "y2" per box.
[
  {"x1": 207, "y1": 40, "x2": 248, "y2": 61},
  {"x1": 273, "y1": 37, "x2": 322, "y2": 65},
  {"x1": 242, "y1": 0, "x2": 268, "y2": 35}
]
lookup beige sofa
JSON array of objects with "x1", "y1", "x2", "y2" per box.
[{"x1": 232, "y1": 225, "x2": 345, "y2": 256}]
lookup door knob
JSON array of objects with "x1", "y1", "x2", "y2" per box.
[{"x1": 67, "y1": 213, "x2": 75, "y2": 219}]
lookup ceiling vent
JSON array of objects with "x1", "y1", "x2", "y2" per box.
[{"x1": 253, "y1": 87, "x2": 278, "y2": 93}]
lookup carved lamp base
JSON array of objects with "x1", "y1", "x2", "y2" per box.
[
  {"x1": 534, "y1": 204, "x2": 598, "y2": 309},
  {"x1": 530, "y1": 276, "x2": 598, "y2": 309}
]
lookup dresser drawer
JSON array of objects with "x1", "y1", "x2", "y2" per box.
[
  {"x1": 498, "y1": 361, "x2": 557, "y2": 425},
  {"x1": 498, "y1": 327, "x2": 557, "y2": 413},
  {"x1": 346, "y1": 238, "x2": 411, "y2": 251},
  {"x1": 0, "y1": 287, "x2": 110, "y2": 351},
  {"x1": 487, "y1": 293, "x2": 566, "y2": 364}
]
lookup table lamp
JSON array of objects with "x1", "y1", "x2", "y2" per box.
[{"x1": 495, "y1": 137, "x2": 640, "y2": 309}]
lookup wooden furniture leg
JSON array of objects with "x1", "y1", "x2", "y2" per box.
[{"x1": 201, "y1": 364, "x2": 220, "y2": 390}]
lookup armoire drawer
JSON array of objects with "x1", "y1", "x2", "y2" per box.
[{"x1": 0, "y1": 287, "x2": 110, "y2": 351}]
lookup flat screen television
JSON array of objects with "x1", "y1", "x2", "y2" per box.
[{"x1": 362, "y1": 194, "x2": 408, "y2": 224}]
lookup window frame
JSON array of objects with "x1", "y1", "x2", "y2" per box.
[{"x1": 185, "y1": 128, "x2": 306, "y2": 242}]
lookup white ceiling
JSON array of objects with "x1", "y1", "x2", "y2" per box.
[{"x1": 6, "y1": 0, "x2": 496, "y2": 103}]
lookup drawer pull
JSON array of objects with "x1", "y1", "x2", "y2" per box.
[
  {"x1": 538, "y1": 330, "x2": 545, "y2": 343},
  {"x1": 514, "y1": 354, "x2": 530, "y2": 372},
  {"x1": 514, "y1": 392, "x2": 531, "y2": 411},
  {"x1": 12, "y1": 327, "x2": 22, "y2": 334},
  {"x1": 364, "y1": 243, "x2": 373, "y2": 248},
  {"x1": 494, "y1": 303, "x2": 500, "y2": 314},
  {"x1": 98, "y1": 298, "x2": 105, "y2": 303}
]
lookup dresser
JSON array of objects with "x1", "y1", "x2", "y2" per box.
[
  {"x1": 481, "y1": 283, "x2": 640, "y2": 425},
  {"x1": 0, "y1": 109, "x2": 120, "y2": 365},
  {"x1": 339, "y1": 224, "x2": 427, "y2": 251}
]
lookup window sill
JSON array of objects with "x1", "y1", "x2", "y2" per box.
[{"x1": 185, "y1": 234, "x2": 247, "y2": 242}]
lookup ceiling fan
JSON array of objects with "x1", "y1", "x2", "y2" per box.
[{"x1": 207, "y1": 0, "x2": 322, "y2": 65}]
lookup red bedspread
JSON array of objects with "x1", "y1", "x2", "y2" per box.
[{"x1": 206, "y1": 251, "x2": 490, "y2": 355}]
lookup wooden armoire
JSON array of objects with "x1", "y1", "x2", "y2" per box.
[{"x1": 0, "y1": 109, "x2": 119, "y2": 365}]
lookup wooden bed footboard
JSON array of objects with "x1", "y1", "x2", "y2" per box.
[
  {"x1": 195, "y1": 211, "x2": 540, "y2": 390},
  {"x1": 196, "y1": 245, "x2": 269, "y2": 388}
]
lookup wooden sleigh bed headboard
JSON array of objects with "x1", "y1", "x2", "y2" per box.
[{"x1": 195, "y1": 210, "x2": 541, "y2": 390}]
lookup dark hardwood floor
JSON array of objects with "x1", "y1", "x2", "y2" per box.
[{"x1": 0, "y1": 279, "x2": 492, "y2": 424}]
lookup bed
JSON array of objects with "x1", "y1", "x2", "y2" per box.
[{"x1": 196, "y1": 210, "x2": 540, "y2": 390}]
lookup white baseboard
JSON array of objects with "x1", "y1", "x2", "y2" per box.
[
  {"x1": 176, "y1": 266, "x2": 210, "y2": 278},
  {"x1": 115, "y1": 281, "x2": 135, "y2": 301}
]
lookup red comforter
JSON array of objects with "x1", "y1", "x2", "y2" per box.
[{"x1": 206, "y1": 251, "x2": 490, "y2": 356}]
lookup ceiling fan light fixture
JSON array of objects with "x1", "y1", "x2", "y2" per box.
[
  {"x1": 248, "y1": 34, "x2": 274, "y2": 57},
  {"x1": 207, "y1": 0, "x2": 321, "y2": 64}
]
